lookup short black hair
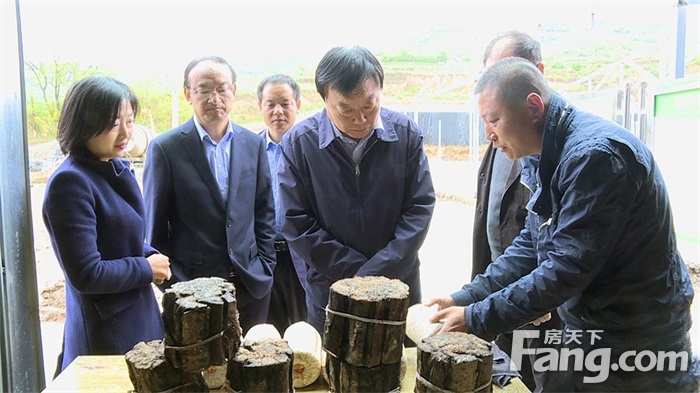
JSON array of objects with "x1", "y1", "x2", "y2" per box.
[
  {"x1": 475, "y1": 57, "x2": 552, "y2": 108},
  {"x1": 314, "y1": 46, "x2": 383, "y2": 100},
  {"x1": 183, "y1": 56, "x2": 237, "y2": 88},
  {"x1": 57, "y1": 75, "x2": 139, "y2": 156},
  {"x1": 257, "y1": 74, "x2": 301, "y2": 102},
  {"x1": 482, "y1": 30, "x2": 542, "y2": 66}
]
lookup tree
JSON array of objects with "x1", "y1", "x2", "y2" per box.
[{"x1": 25, "y1": 58, "x2": 104, "y2": 141}]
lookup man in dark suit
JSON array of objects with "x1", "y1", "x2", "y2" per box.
[{"x1": 143, "y1": 56, "x2": 276, "y2": 333}]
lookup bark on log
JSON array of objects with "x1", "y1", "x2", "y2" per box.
[
  {"x1": 325, "y1": 351, "x2": 401, "y2": 393},
  {"x1": 227, "y1": 338, "x2": 294, "y2": 392},
  {"x1": 323, "y1": 276, "x2": 409, "y2": 367},
  {"x1": 161, "y1": 277, "x2": 241, "y2": 373},
  {"x1": 415, "y1": 332, "x2": 493, "y2": 393},
  {"x1": 124, "y1": 340, "x2": 208, "y2": 393}
]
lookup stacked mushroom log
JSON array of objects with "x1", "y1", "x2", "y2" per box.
[
  {"x1": 415, "y1": 332, "x2": 493, "y2": 393},
  {"x1": 323, "y1": 276, "x2": 409, "y2": 392},
  {"x1": 228, "y1": 337, "x2": 294, "y2": 392},
  {"x1": 124, "y1": 277, "x2": 241, "y2": 392}
]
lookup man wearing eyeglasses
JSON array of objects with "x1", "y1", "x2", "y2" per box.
[{"x1": 143, "y1": 56, "x2": 276, "y2": 334}]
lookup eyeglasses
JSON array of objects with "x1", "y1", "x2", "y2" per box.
[{"x1": 187, "y1": 86, "x2": 233, "y2": 99}]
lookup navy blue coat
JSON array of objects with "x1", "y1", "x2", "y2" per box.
[
  {"x1": 143, "y1": 119, "x2": 276, "y2": 299},
  {"x1": 278, "y1": 108, "x2": 435, "y2": 325},
  {"x1": 453, "y1": 94, "x2": 696, "y2": 390},
  {"x1": 43, "y1": 154, "x2": 163, "y2": 371}
]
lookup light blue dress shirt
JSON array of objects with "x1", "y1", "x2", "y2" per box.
[
  {"x1": 194, "y1": 117, "x2": 234, "y2": 201},
  {"x1": 263, "y1": 130, "x2": 283, "y2": 235}
]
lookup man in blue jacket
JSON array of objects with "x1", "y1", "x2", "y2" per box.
[
  {"x1": 428, "y1": 57, "x2": 698, "y2": 391},
  {"x1": 474, "y1": 31, "x2": 564, "y2": 392},
  {"x1": 278, "y1": 46, "x2": 436, "y2": 334}
]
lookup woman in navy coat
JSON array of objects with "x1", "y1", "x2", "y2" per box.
[{"x1": 43, "y1": 76, "x2": 171, "y2": 374}]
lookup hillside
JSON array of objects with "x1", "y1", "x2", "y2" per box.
[{"x1": 22, "y1": 16, "x2": 699, "y2": 141}]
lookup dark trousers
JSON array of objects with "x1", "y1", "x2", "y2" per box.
[
  {"x1": 228, "y1": 273, "x2": 271, "y2": 336},
  {"x1": 307, "y1": 300, "x2": 326, "y2": 335},
  {"x1": 266, "y1": 248, "x2": 307, "y2": 335},
  {"x1": 496, "y1": 311, "x2": 567, "y2": 392}
]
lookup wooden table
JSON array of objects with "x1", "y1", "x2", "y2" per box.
[{"x1": 44, "y1": 349, "x2": 530, "y2": 392}]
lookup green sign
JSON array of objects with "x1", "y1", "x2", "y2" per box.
[{"x1": 654, "y1": 85, "x2": 700, "y2": 119}]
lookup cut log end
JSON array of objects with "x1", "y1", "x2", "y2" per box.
[
  {"x1": 418, "y1": 331, "x2": 492, "y2": 360},
  {"x1": 324, "y1": 275, "x2": 410, "y2": 367},
  {"x1": 125, "y1": 340, "x2": 166, "y2": 370},
  {"x1": 233, "y1": 339, "x2": 293, "y2": 367},
  {"x1": 125, "y1": 339, "x2": 209, "y2": 393},
  {"x1": 330, "y1": 276, "x2": 409, "y2": 301},
  {"x1": 417, "y1": 332, "x2": 493, "y2": 393},
  {"x1": 161, "y1": 277, "x2": 241, "y2": 373},
  {"x1": 227, "y1": 338, "x2": 294, "y2": 392}
]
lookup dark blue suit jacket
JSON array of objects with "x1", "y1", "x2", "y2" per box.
[
  {"x1": 43, "y1": 154, "x2": 163, "y2": 371},
  {"x1": 143, "y1": 118, "x2": 276, "y2": 299}
]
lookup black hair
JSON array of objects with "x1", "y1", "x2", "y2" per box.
[
  {"x1": 256, "y1": 74, "x2": 301, "y2": 102},
  {"x1": 57, "y1": 75, "x2": 139, "y2": 156},
  {"x1": 475, "y1": 57, "x2": 552, "y2": 109},
  {"x1": 314, "y1": 46, "x2": 383, "y2": 100},
  {"x1": 183, "y1": 56, "x2": 237, "y2": 88}
]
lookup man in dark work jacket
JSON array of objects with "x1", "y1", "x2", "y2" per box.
[{"x1": 471, "y1": 31, "x2": 564, "y2": 392}]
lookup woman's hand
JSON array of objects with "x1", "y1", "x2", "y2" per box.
[{"x1": 147, "y1": 253, "x2": 171, "y2": 285}]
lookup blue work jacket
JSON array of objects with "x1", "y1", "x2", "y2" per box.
[
  {"x1": 453, "y1": 94, "x2": 696, "y2": 389},
  {"x1": 278, "y1": 108, "x2": 435, "y2": 314}
]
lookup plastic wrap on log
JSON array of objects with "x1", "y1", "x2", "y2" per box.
[
  {"x1": 323, "y1": 276, "x2": 409, "y2": 368},
  {"x1": 161, "y1": 277, "x2": 241, "y2": 373},
  {"x1": 283, "y1": 321, "x2": 323, "y2": 388},
  {"x1": 124, "y1": 340, "x2": 209, "y2": 393},
  {"x1": 243, "y1": 323, "x2": 281, "y2": 344},
  {"x1": 415, "y1": 332, "x2": 493, "y2": 393},
  {"x1": 227, "y1": 338, "x2": 294, "y2": 392}
]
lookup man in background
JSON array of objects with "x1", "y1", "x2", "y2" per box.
[
  {"x1": 278, "y1": 46, "x2": 436, "y2": 334},
  {"x1": 472, "y1": 31, "x2": 562, "y2": 391},
  {"x1": 257, "y1": 74, "x2": 307, "y2": 334},
  {"x1": 143, "y1": 56, "x2": 276, "y2": 333}
]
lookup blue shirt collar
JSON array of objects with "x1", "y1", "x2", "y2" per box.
[
  {"x1": 193, "y1": 117, "x2": 233, "y2": 144},
  {"x1": 319, "y1": 108, "x2": 398, "y2": 149},
  {"x1": 262, "y1": 129, "x2": 280, "y2": 148},
  {"x1": 330, "y1": 115, "x2": 387, "y2": 146}
]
